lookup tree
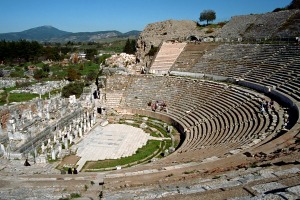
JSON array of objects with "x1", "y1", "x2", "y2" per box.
[
  {"x1": 123, "y1": 39, "x2": 136, "y2": 54},
  {"x1": 86, "y1": 48, "x2": 98, "y2": 61},
  {"x1": 85, "y1": 70, "x2": 98, "y2": 82},
  {"x1": 67, "y1": 68, "x2": 81, "y2": 81},
  {"x1": 62, "y1": 82, "x2": 84, "y2": 98},
  {"x1": 200, "y1": 10, "x2": 216, "y2": 25},
  {"x1": 97, "y1": 54, "x2": 111, "y2": 65},
  {"x1": 33, "y1": 69, "x2": 48, "y2": 80},
  {"x1": 42, "y1": 64, "x2": 50, "y2": 73}
]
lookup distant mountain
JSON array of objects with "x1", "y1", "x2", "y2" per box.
[
  {"x1": 56, "y1": 30, "x2": 123, "y2": 43},
  {"x1": 0, "y1": 26, "x2": 71, "y2": 41},
  {"x1": 0, "y1": 26, "x2": 141, "y2": 42},
  {"x1": 122, "y1": 30, "x2": 142, "y2": 37}
]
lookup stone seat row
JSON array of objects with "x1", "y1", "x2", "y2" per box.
[
  {"x1": 168, "y1": 90, "x2": 271, "y2": 154},
  {"x1": 106, "y1": 76, "x2": 283, "y2": 163}
]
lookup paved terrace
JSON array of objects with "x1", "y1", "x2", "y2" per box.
[{"x1": 75, "y1": 124, "x2": 159, "y2": 171}]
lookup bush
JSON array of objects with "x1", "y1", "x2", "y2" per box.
[
  {"x1": 205, "y1": 28, "x2": 214, "y2": 34},
  {"x1": 217, "y1": 21, "x2": 227, "y2": 27},
  {"x1": 34, "y1": 69, "x2": 48, "y2": 80},
  {"x1": 70, "y1": 193, "x2": 81, "y2": 198},
  {"x1": 146, "y1": 46, "x2": 159, "y2": 57},
  {"x1": 98, "y1": 54, "x2": 111, "y2": 65},
  {"x1": 67, "y1": 68, "x2": 81, "y2": 81},
  {"x1": 62, "y1": 82, "x2": 84, "y2": 98}
]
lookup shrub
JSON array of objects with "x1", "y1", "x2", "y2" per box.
[
  {"x1": 146, "y1": 46, "x2": 159, "y2": 57},
  {"x1": 205, "y1": 28, "x2": 214, "y2": 34},
  {"x1": 62, "y1": 82, "x2": 84, "y2": 98}
]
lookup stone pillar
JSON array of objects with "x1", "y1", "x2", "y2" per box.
[
  {"x1": 0, "y1": 143, "x2": 5, "y2": 154},
  {"x1": 59, "y1": 130, "x2": 62, "y2": 138},
  {"x1": 83, "y1": 121, "x2": 86, "y2": 133},
  {"x1": 64, "y1": 139, "x2": 68, "y2": 150},
  {"x1": 74, "y1": 130, "x2": 78, "y2": 139},
  {"x1": 51, "y1": 149, "x2": 56, "y2": 160},
  {"x1": 69, "y1": 135, "x2": 73, "y2": 144},
  {"x1": 79, "y1": 127, "x2": 82, "y2": 138},
  {"x1": 46, "y1": 111, "x2": 50, "y2": 120},
  {"x1": 41, "y1": 143, "x2": 45, "y2": 153},
  {"x1": 58, "y1": 143, "x2": 62, "y2": 158},
  {"x1": 87, "y1": 119, "x2": 91, "y2": 129}
]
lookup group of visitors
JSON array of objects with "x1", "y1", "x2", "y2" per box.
[
  {"x1": 60, "y1": 167, "x2": 78, "y2": 174},
  {"x1": 68, "y1": 167, "x2": 78, "y2": 174},
  {"x1": 148, "y1": 100, "x2": 168, "y2": 112},
  {"x1": 261, "y1": 99, "x2": 274, "y2": 113}
]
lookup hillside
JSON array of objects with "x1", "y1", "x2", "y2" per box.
[
  {"x1": 135, "y1": 20, "x2": 220, "y2": 69},
  {"x1": 136, "y1": 9, "x2": 300, "y2": 71},
  {"x1": 217, "y1": 9, "x2": 300, "y2": 39},
  {"x1": 0, "y1": 26, "x2": 141, "y2": 42}
]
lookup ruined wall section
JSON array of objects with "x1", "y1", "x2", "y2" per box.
[{"x1": 136, "y1": 20, "x2": 219, "y2": 71}]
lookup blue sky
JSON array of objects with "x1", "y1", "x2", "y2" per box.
[{"x1": 0, "y1": 0, "x2": 292, "y2": 33}]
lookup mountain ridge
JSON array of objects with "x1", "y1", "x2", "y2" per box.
[{"x1": 0, "y1": 25, "x2": 141, "y2": 42}]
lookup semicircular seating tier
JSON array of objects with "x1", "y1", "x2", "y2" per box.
[
  {"x1": 105, "y1": 75, "x2": 287, "y2": 165},
  {"x1": 169, "y1": 43, "x2": 300, "y2": 154}
]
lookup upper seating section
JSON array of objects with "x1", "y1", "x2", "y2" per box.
[
  {"x1": 184, "y1": 44, "x2": 300, "y2": 100},
  {"x1": 150, "y1": 42, "x2": 186, "y2": 75},
  {"x1": 171, "y1": 43, "x2": 219, "y2": 72}
]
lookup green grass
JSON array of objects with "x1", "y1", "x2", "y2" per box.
[
  {"x1": 70, "y1": 193, "x2": 81, "y2": 198},
  {"x1": 49, "y1": 62, "x2": 99, "y2": 80},
  {"x1": 85, "y1": 140, "x2": 160, "y2": 170},
  {"x1": 146, "y1": 122, "x2": 169, "y2": 138},
  {"x1": 8, "y1": 93, "x2": 39, "y2": 103},
  {"x1": 97, "y1": 39, "x2": 128, "y2": 53},
  {"x1": 78, "y1": 63, "x2": 99, "y2": 75}
]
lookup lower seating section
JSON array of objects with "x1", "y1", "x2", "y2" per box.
[{"x1": 106, "y1": 75, "x2": 284, "y2": 163}]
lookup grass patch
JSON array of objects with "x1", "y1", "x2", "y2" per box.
[
  {"x1": 85, "y1": 140, "x2": 160, "y2": 170},
  {"x1": 183, "y1": 170, "x2": 198, "y2": 174},
  {"x1": 146, "y1": 122, "x2": 169, "y2": 138},
  {"x1": 70, "y1": 193, "x2": 81, "y2": 198},
  {"x1": 8, "y1": 93, "x2": 39, "y2": 103},
  {"x1": 212, "y1": 175, "x2": 221, "y2": 179}
]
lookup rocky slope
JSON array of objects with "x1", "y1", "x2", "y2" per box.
[
  {"x1": 136, "y1": 10, "x2": 300, "y2": 70},
  {"x1": 217, "y1": 9, "x2": 300, "y2": 39},
  {"x1": 135, "y1": 20, "x2": 219, "y2": 69}
]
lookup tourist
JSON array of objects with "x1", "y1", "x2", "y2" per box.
[
  {"x1": 68, "y1": 167, "x2": 72, "y2": 174},
  {"x1": 24, "y1": 159, "x2": 31, "y2": 166},
  {"x1": 73, "y1": 168, "x2": 78, "y2": 174},
  {"x1": 269, "y1": 100, "x2": 274, "y2": 109},
  {"x1": 261, "y1": 106, "x2": 265, "y2": 113}
]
